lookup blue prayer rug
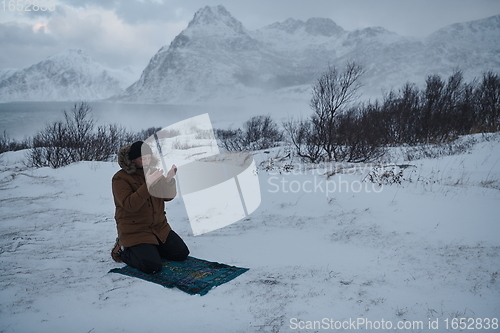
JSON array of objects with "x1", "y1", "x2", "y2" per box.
[{"x1": 109, "y1": 256, "x2": 249, "y2": 296}]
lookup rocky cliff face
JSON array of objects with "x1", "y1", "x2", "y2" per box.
[{"x1": 116, "y1": 6, "x2": 500, "y2": 104}]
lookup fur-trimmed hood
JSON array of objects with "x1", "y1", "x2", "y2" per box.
[
  {"x1": 117, "y1": 144, "x2": 160, "y2": 175},
  {"x1": 117, "y1": 145, "x2": 136, "y2": 175}
]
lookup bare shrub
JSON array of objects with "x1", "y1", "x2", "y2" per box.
[
  {"x1": 195, "y1": 129, "x2": 215, "y2": 140},
  {"x1": 283, "y1": 117, "x2": 323, "y2": 163},
  {"x1": 216, "y1": 115, "x2": 283, "y2": 151},
  {"x1": 27, "y1": 102, "x2": 135, "y2": 168},
  {"x1": 29, "y1": 121, "x2": 73, "y2": 168},
  {"x1": 476, "y1": 71, "x2": 500, "y2": 132},
  {"x1": 285, "y1": 62, "x2": 383, "y2": 163},
  {"x1": 244, "y1": 115, "x2": 283, "y2": 150},
  {"x1": 215, "y1": 128, "x2": 245, "y2": 151},
  {"x1": 134, "y1": 127, "x2": 164, "y2": 141},
  {"x1": 309, "y1": 61, "x2": 365, "y2": 161},
  {"x1": 0, "y1": 131, "x2": 30, "y2": 154},
  {"x1": 171, "y1": 139, "x2": 204, "y2": 150}
]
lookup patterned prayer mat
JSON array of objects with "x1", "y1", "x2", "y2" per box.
[{"x1": 109, "y1": 256, "x2": 249, "y2": 296}]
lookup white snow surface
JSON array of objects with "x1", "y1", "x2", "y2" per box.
[{"x1": 0, "y1": 134, "x2": 499, "y2": 332}]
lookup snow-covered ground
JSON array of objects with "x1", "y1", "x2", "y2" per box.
[{"x1": 0, "y1": 134, "x2": 499, "y2": 333}]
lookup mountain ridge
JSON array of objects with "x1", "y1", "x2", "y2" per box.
[
  {"x1": 0, "y1": 49, "x2": 136, "y2": 102},
  {"x1": 1, "y1": 7, "x2": 499, "y2": 103},
  {"x1": 116, "y1": 7, "x2": 500, "y2": 104}
]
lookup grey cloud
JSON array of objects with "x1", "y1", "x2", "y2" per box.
[
  {"x1": 114, "y1": 0, "x2": 182, "y2": 25},
  {"x1": 0, "y1": 22, "x2": 60, "y2": 68},
  {"x1": 58, "y1": 0, "x2": 118, "y2": 11},
  {"x1": 53, "y1": 0, "x2": 500, "y2": 34},
  {"x1": 19, "y1": 8, "x2": 55, "y2": 19},
  {"x1": 0, "y1": 22, "x2": 57, "y2": 47},
  {"x1": 57, "y1": 0, "x2": 192, "y2": 24},
  {"x1": 14, "y1": 0, "x2": 69, "y2": 20}
]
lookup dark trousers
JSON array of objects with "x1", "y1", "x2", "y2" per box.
[{"x1": 121, "y1": 230, "x2": 189, "y2": 274}]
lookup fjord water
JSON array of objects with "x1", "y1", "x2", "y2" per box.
[{"x1": 0, "y1": 101, "x2": 245, "y2": 140}]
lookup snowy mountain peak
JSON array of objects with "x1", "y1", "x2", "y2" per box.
[
  {"x1": 119, "y1": 5, "x2": 261, "y2": 104},
  {"x1": 304, "y1": 17, "x2": 344, "y2": 36},
  {"x1": 39, "y1": 49, "x2": 97, "y2": 70},
  {"x1": 425, "y1": 14, "x2": 500, "y2": 54},
  {"x1": 188, "y1": 5, "x2": 246, "y2": 34},
  {"x1": 49, "y1": 48, "x2": 87, "y2": 59},
  {"x1": 266, "y1": 18, "x2": 305, "y2": 34},
  {"x1": 429, "y1": 14, "x2": 500, "y2": 39},
  {"x1": 0, "y1": 49, "x2": 136, "y2": 102},
  {"x1": 115, "y1": 6, "x2": 500, "y2": 104},
  {"x1": 263, "y1": 17, "x2": 345, "y2": 37},
  {"x1": 348, "y1": 26, "x2": 397, "y2": 38}
]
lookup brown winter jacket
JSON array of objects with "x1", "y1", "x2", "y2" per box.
[{"x1": 112, "y1": 144, "x2": 177, "y2": 248}]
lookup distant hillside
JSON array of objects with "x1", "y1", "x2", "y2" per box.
[{"x1": 0, "y1": 50, "x2": 136, "y2": 102}]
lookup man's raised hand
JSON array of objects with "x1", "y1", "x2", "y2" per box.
[
  {"x1": 146, "y1": 168, "x2": 164, "y2": 187},
  {"x1": 165, "y1": 165, "x2": 177, "y2": 183}
]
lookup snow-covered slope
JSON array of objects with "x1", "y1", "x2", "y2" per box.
[
  {"x1": 116, "y1": 5, "x2": 272, "y2": 103},
  {"x1": 1, "y1": 134, "x2": 499, "y2": 332},
  {"x1": 0, "y1": 49, "x2": 136, "y2": 102},
  {"x1": 422, "y1": 15, "x2": 500, "y2": 77},
  {"x1": 0, "y1": 68, "x2": 19, "y2": 82},
  {"x1": 115, "y1": 6, "x2": 500, "y2": 103}
]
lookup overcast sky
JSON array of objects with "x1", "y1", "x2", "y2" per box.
[{"x1": 1, "y1": 0, "x2": 499, "y2": 72}]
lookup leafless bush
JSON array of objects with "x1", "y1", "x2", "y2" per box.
[
  {"x1": 171, "y1": 139, "x2": 204, "y2": 150},
  {"x1": 195, "y1": 129, "x2": 215, "y2": 140},
  {"x1": 27, "y1": 102, "x2": 140, "y2": 168},
  {"x1": 133, "y1": 127, "x2": 164, "y2": 141},
  {"x1": 285, "y1": 62, "x2": 383, "y2": 163},
  {"x1": 215, "y1": 115, "x2": 283, "y2": 151},
  {"x1": 376, "y1": 70, "x2": 500, "y2": 145},
  {"x1": 285, "y1": 67, "x2": 499, "y2": 164},
  {"x1": 215, "y1": 128, "x2": 245, "y2": 151},
  {"x1": 309, "y1": 62, "x2": 365, "y2": 161},
  {"x1": 475, "y1": 71, "x2": 500, "y2": 132},
  {"x1": 0, "y1": 131, "x2": 30, "y2": 154},
  {"x1": 28, "y1": 121, "x2": 73, "y2": 168},
  {"x1": 283, "y1": 117, "x2": 323, "y2": 163},
  {"x1": 244, "y1": 114, "x2": 283, "y2": 150}
]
